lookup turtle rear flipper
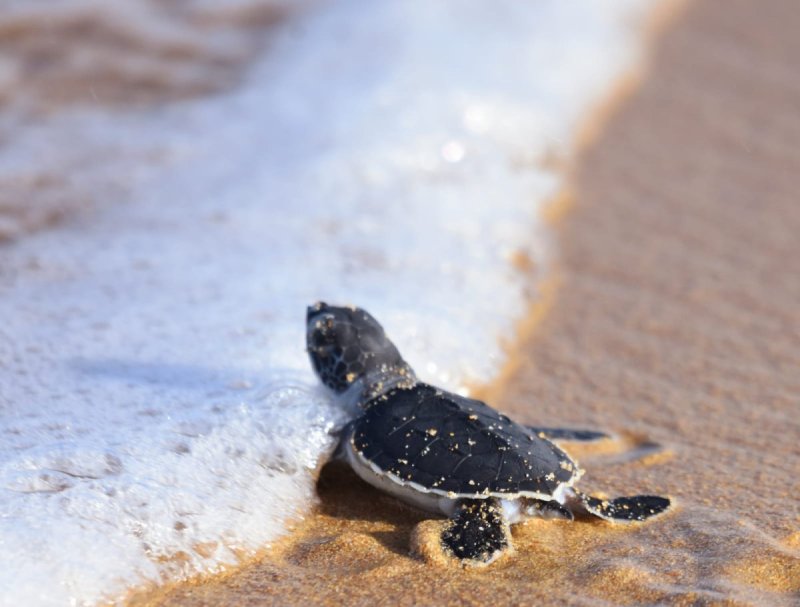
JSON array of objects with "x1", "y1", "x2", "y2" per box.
[
  {"x1": 524, "y1": 498, "x2": 574, "y2": 520},
  {"x1": 441, "y1": 499, "x2": 511, "y2": 566},
  {"x1": 574, "y1": 491, "x2": 670, "y2": 522},
  {"x1": 527, "y1": 426, "x2": 610, "y2": 442}
]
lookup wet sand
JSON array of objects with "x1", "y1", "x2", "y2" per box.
[
  {"x1": 0, "y1": 1, "x2": 287, "y2": 114},
  {"x1": 139, "y1": 0, "x2": 800, "y2": 604},
  {"x1": 0, "y1": 0, "x2": 288, "y2": 244}
]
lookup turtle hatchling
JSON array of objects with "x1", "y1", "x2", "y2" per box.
[{"x1": 306, "y1": 302, "x2": 671, "y2": 566}]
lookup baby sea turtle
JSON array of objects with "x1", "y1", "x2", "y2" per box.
[{"x1": 307, "y1": 302, "x2": 670, "y2": 565}]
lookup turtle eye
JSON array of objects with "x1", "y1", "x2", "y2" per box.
[{"x1": 314, "y1": 314, "x2": 338, "y2": 333}]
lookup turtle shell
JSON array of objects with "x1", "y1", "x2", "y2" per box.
[{"x1": 350, "y1": 383, "x2": 579, "y2": 498}]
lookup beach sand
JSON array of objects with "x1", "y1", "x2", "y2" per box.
[{"x1": 137, "y1": 0, "x2": 800, "y2": 604}]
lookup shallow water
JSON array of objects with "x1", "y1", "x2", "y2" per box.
[{"x1": 0, "y1": 1, "x2": 655, "y2": 604}]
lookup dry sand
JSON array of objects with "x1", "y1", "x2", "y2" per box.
[{"x1": 137, "y1": 0, "x2": 800, "y2": 604}]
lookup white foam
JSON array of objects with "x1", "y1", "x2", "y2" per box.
[{"x1": 0, "y1": 0, "x2": 656, "y2": 604}]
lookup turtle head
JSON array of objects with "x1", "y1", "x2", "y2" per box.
[{"x1": 306, "y1": 302, "x2": 416, "y2": 402}]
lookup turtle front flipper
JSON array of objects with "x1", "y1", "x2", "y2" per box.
[
  {"x1": 330, "y1": 420, "x2": 362, "y2": 462},
  {"x1": 573, "y1": 491, "x2": 671, "y2": 522},
  {"x1": 527, "y1": 426, "x2": 610, "y2": 442},
  {"x1": 441, "y1": 499, "x2": 512, "y2": 566}
]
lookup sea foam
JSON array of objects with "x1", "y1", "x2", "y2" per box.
[{"x1": 0, "y1": 1, "x2": 654, "y2": 604}]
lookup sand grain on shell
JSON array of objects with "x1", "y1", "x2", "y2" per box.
[{"x1": 143, "y1": 0, "x2": 800, "y2": 604}]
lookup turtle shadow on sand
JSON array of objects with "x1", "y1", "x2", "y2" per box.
[{"x1": 315, "y1": 461, "x2": 427, "y2": 558}]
